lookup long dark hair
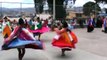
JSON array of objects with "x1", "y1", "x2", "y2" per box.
[
  {"x1": 61, "y1": 20, "x2": 71, "y2": 32},
  {"x1": 18, "y1": 18, "x2": 24, "y2": 25},
  {"x1": 18, "y1": 18, "x2": 27, "y2": 28},
  {"x1": 61, "y1": 20, "x2": 68, "y2": 28}
]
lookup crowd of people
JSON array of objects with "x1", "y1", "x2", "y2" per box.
[
  {"x1": 0, "y1": 15, "x2": 78, "y2": 60},
  {"x1": 87, "y1": 16, "x2": 107, "y2": 33},
  {"x1": 1, "y1": 15, "x2": 107, "y2": 60}
]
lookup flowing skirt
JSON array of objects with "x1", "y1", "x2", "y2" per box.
[
  {"x1": 87, "y1": 26, "x2": 94, "y2": 32},
  {"x1": 2, "y1": 38, "x2": 44, "y2": 50},
  {"x1": 52, "y1": 32, "x2": 78, "y2": 49}
]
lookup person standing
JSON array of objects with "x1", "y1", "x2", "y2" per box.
[
  {"x1": 87, "y1": 17, "x2": 95, "y2": 32},
  {"x1": 103, "y1": 17, "x2": 107, "y2": 33}
]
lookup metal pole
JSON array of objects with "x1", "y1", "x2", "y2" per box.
[
  {"x1": 20, "y1": 2, "x2": 22, "y2": 16},
  {"x1": 1, "y1": 2, "x2": 3, "y2": 17},
  {"x1": 95, "y1": 2, "x2": 97, "y2": 21},
  {"x1": 53, "y1": 0, "x2": 55, "y2": 20}
]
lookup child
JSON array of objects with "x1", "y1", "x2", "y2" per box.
[{"x1": 52, "y1": 21, "x2": 78, "y2": 56}]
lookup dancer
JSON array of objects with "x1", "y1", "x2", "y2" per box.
[
  {"x1": 87, "y1": 17, "x2": 95, "y2": 32},
  {"x1": 101, "y1": 16, "x2": 105, "y2": 32},
  {"x1": 29, "y1": 17, "x2": 50, "y2": 40},
  {"x1": 52, "y1": 21, "x2": 78, "y2": 56},
  {"x1": 2, "y1": 16, "x2": 12, "y2": 38},
  {"x1": 2, "y1": 16, "x2": 44, "y2": 60}
]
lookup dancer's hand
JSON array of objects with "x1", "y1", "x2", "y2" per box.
[
  {"x1": 4, "y1": 38, "x2": 10, "y2": 44},
  {"x1": 54, "y1": 28, "x2": 58, "y2": 31}
]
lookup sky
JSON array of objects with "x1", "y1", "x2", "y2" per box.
[
  {"x1": 0, "y1": 0, "x2": 33, "y2": 3},
  {"x1": 74, "y1": 0, "x2": 95, "y2": 7},
  {"x1": 0, "y1": 0, "x2": 34, "y2": 8},
  {"x1": 0, "y1": 0, "x2": 107, "y2": 8}
]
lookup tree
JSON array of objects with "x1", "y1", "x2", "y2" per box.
[
  {"x1": 47, "y1": 0, "x2": 66, "y2": 20},
  {"x1": 94, "y1": 0, "x2": 107, "y2": 13},
  {"x1": 94, "y1": 0, "x2": 107, "y2": 3},
  {"x1": 34, "y1": 0, "x2": 43, "y2": 14},
  {"x1": 34, "y1": 0, "x2": 76, "y2": 19},
  {"x1": 83, "y1": 2, "x2": 101, "y2": 16},
  {"x1": 47, "y1": 0, "x2": 53, "y2": 14},
  {"x1": 105, "y1": 8, "x2": 107, "y2": 13}
]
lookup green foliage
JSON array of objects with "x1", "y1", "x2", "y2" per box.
[
  {"x1": 105, "y1": 8, "x2": 107, "y2": 13},
  {"x1": 47, "y1": 0, "x2": 53, "y2": 14},
  {"x1": 47, "y1": 0, "x2": 66, "y2": 20},
  {"x1": 55, "y1": 0, "x2": 66, "y2": 19},
  {"x1": 34, "y1": 0, "x2": 74, "y2": 19},
  {"x1": 94, "y1": 0, "x2": 107, "y2": 3},
  {"x1": 83, "y1": 1, "x2": 101, "y2": 16},
  {"x1": 34, "y1": 0, "x2": 43, "y2": 14}
]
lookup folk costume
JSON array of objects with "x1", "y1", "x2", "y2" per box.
[
  {"x1": 2, "y1": 18, "x2": 44, "y2": 50},
  {"x1": 87, "y1": 18, "x2": 95, "y2": 32},
  {"x1": 52, "y1": 21, "x2": 78, "y2": 56},
  {"x1": 28, "y1": 17, "x2": 50, "y2": 40},
  {"x1": 52, "y1": 29, "x2": 78, "y2": 48},
  {"x1": 103, "y1": 17, "x2": 107, "y2": 33}
]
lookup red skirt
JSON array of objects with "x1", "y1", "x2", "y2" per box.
[{"x1": 52, "y1": 32, "x2": 78, "y2": 49}]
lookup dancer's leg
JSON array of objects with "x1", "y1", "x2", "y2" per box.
[
  {"x1": 61, "y1": 49, "x2": 65, "y2": 56},
  {"x1": 38, "y1": 34, "x2": 41, "y2": 40},
  {"x1": 21, "y1": 48, "x2": 26, "y2": 60},
  {"x1": 17, "y1": 48, "x2": 22, "y2": 60},
  {"x1": 17, "y1": 48, "x2": 26, "y2": 60}
]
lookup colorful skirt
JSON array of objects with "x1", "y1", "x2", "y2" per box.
[
  {"x1": 2, "y1": 38, "x2": 44, "y2": 50},
  {"x1": 29, "y1": 27, "x2": 50, "y2": 35},
  {"x1": 87, "y1": 25, "x2": 94, "y2": 32},
  {"x1": 2, "y1": 25, "x2": 11, "y2": 38},
  {"x1": 52, "y1": 32, "x2": 78, "y2": 49}
]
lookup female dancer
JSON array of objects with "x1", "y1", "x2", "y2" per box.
[
  {"x1": 52, "y1": 21, "x2": 78, "y2": 56},
  {"x1": 29, "y1": 17, "x2": 50, "y2": 40},
  {"x1": 2, "y1": 16, "x2": 12, "y2": 38},
  {"x1": 2, "y1": 17, "x2": 44, "y2": 60}
]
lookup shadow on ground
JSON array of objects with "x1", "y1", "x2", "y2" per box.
[{"x1": 7, "y1": 58, "x2": 38, "y2": 60}]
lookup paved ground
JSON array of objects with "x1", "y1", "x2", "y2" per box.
[{"x1": 0, "y1": 28, "x2": 107, "y2": 60}]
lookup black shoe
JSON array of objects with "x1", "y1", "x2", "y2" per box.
[{"x1": 61, "y1": 53, "x2": 65, "y2": 56}]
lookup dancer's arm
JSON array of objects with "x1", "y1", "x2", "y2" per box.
[
  {"x1": 54, "y1": 28, "x2": 66, "y2": 34},
  {"x1": 5, "y1": 26, "x2": 20, "y2": 43}
]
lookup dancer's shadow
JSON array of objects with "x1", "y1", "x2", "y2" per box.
[
  {"x1": 52, "y1": 52, "x2": 74, "y2": 60},
  {"x1": 7, "y1": 58, "x2": 36, "y2": 60}
]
